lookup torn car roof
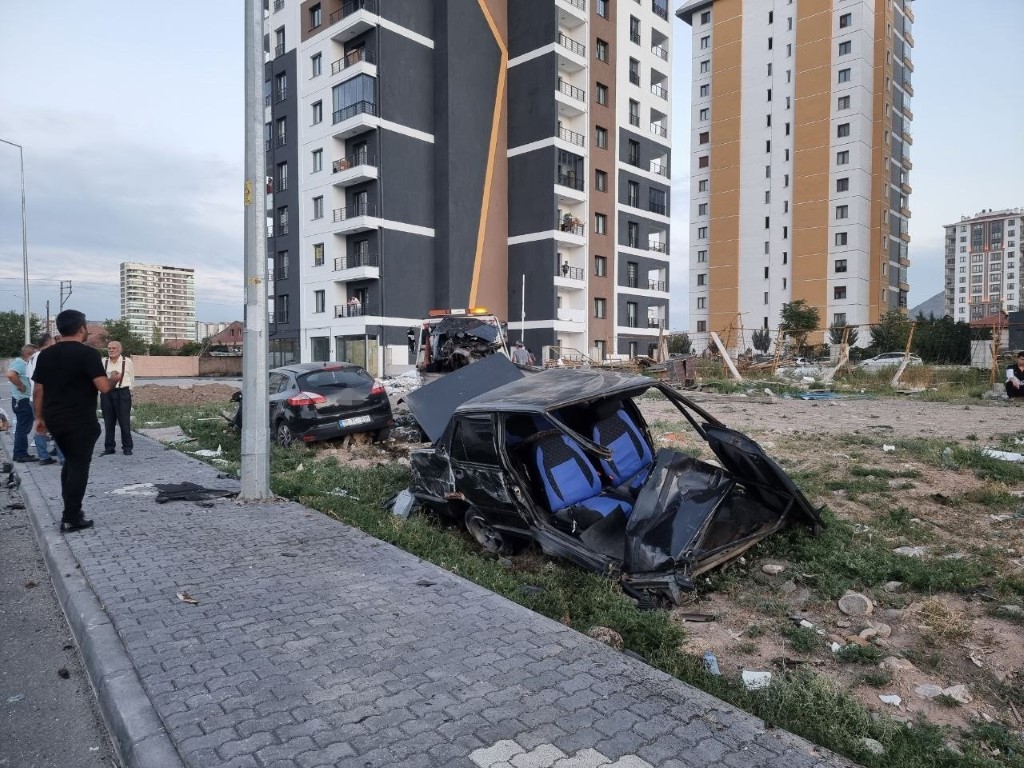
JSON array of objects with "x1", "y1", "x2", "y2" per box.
[{"x1": 460, "y1": 368, "x2": 654, "y2": 412}]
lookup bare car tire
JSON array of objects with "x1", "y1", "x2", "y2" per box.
[
  {"x1": 464, "y1": 508, "x2": 519, "y2": 555},
  {"x1": 275, "y1": 420, "x2": 294, "y2": 448}
]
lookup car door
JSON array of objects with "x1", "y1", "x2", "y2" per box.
[
  {"x1": 267, "y1": 372, "x2": 292, "y2": 426},
  {"x1": 449, "y1": 415, "x2": 527, "y2": 530}
]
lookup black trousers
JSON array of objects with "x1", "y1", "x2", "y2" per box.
[
  {"x1": 50, "y1": 422, "x2": 101, "y2": 523},
  {"x1": 100, "y1": 388, "x2": 133, "y2": 451},
  {"x1": 1007, "y1": 381, "x2": 1024, "y2": 398}
]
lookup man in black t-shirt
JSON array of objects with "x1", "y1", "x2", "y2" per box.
[
  {"x1": 1007, "y1": 352, "x2": 1024, "y2": 399},
  {"x1": 31, "y1": 309, "x2": 121, "y2": 532}
]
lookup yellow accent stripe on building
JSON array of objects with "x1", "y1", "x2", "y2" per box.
[{"x1": 469, "y1": 0, "x2": 507, "y2": 307}]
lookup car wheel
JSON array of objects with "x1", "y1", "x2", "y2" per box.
[
  {"x1": 372, "y1": 427, "x2": 390, "y2": 443},
  {"x1": 275, "y1": 420, "x2": 294, "y2": 448},
  {"x1": 464, "y1": 508, "x2": 517, "y2": 555}
]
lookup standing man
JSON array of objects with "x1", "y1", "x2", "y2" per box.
[
  {"x1": 510, "y1": 339, "x2": 531, "y2": 366},
  {"x1": 99, "y1": 340, "x2": 135, "y2": 455},
  {"x1": 26, "y1": 333, "x2": 59, "y2": 465},
  {"x1": 32, "y1": 310, "x2": 120, "y2": 532},
  {"x1": 6, "y1": 343, "x2": 37, "y2": 462}
]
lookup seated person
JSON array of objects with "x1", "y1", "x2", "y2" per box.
[{"x1": 1007, "y1": 351, "x2": 1024, "y2": 399}]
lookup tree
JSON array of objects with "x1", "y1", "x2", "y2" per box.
[
  {"x1": 779, "y1": 300, "x2": 820, "y2": 355},
  {"x1": 911, "y1": 313, "x2": 971, "y2": 365},
  {"x1": 667, "y1": 333, "x2": 692, "y2": 355},
  {"x1": 0, "y1": 312, "x2": 41, "y2": 358},
  {"x1": 828, "y1": 322, "x2": 859, "y2": 347},
  {"x1": 869, "y1": 310, "x2": 911, "y2": 354},
  {"x1": 178, "y1": 341, "x2": 203, "y2": 356},
  {"x1": 751, "y1": 328, "x2": 772, "y2": 354},
  {"x1": 100, "y1": 319, "x2": 148, "y2": 356}
]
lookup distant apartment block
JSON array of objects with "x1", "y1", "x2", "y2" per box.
[
  {"x1": 120, "y1": 263, "x2": 197, "y2": 342},
  {"x1": 944, "y1": 208, "x2": 1024, "y2": 322},
  {"x1": 196, "y1": 321, "x2": 233, "y2": 340},
  {"x1": 679, "y1": 0, "x2": 914, "y2": 348},
  {"x1": 263, "y1": 0, "x2": 672, "y2": 373}
]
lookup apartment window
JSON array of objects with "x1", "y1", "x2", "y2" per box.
[
  {"x1": 697, "y1": 321, "x2": 707, "y2": 332},
  {"x1": 312, "y1": 196, "x2": 324, "y2": 219},
  {"x1": 312, "y1": 101, "x2": 323, "y2": 125},
  {"x1": 697, "y1": 273, "x2": 707, "y2": 287},
  {"x1": 628, "y1": 99, "x2": 640, "y2": 126},
  {"x1": 314, "y1": 290, "x2": 325, "y2": 313},
  {"x1": 783, "y1": 226, "x2": 788, "y2": 239},
  {"x1": 595, "y1": 213, "x2": 607, "y2": 234},
  {"x1": 838, "y1": 41, "x2": 851, "y2": 56},
  {"x1": 698, "y1": 179, "x2": 708, "y2": 192},
  {"x1": 787, "y1": 16, "x2": 793, "y2": 30},
  {"x1": 697, "y1": 297, "x2": 707, "y2": 309},
  {"x1": 764, "y1": 266, "x2": 770, "y2": 279},
  {"x1": 595, "y1": 255, "x2": 607, "y2": 277},
  {"x1": 595, "y1": 126, "x2": 608, "y2": 149},
  {"x1": 276, "y1": 117, "x2": 287, "y2": 144},
  {"x1": 699, "y1": 131, "x2": 709, "y2": 145},
  {"x1": 782, "y1": 252, "x2": 788, "y2": 264},
  {"x1": 628, "y1": 139, "x2": 640, "y2": 165},
  {"x1": 627, "y1": 263, "x2": 639, "y2": 288},
  {"x1": 311, "y1": 52, "x2": 322, "y2": 76},
  {"x1": 763, "y1": 292, "x2": 769, "y2": 305},
  {"x1": 700, "y1": 84, "x2": 709, "y2": 98},
  {"x1": 767, "y1": 36, "x2": 773, "y2": 50},
  {"x1": 767, "y1": 63, "x2": 773, "y2": 76},
  {"x1": 767, "y1": 88, "x2": 772, "y2": 102},
  {"x1": 697, "y1": 249, "x2": 707, "y2": 262},
  {"x1": 629, "y1": 16, "x2": 641, "y2": 44},
  {"x1": 697, "y1": 226, "x2": 708, "y2": 239},
  {"x1": 837, "y1": 123, "x2": 850, "y2": 138},
  {"x1": 700, "y1": 59, "x2": 710, "y2": 74},
  {"x1": 313, "y1": 242, "x2": 324, "y2": 266},
  {"x1": 275, "y1": 161, "x2": 288, "y2": 191},
  {"x1": 784, "y1": 174, "x2": 789, "y2": 187},
  {"x1": 838, "y1": 68, "x2": 851, "y2": 83},
  {"x1": 698, "y1": 203, "x2": 708, "y2": 216},
  {"x1": 698, "y1": 155, "x2": 709, "y2": 169},
  {"x1": 700, "y1": 10, "x2": 710, "y2": 24},
  {"x1": 308, "y1": 3, "x2": 321, "y2": 29},
  {"x1": 276, "y1": 250, "x2": 289, "y2": 279},
  {"x1": 837, "y1": 150, "x2": 849, "y2": 165},
  {"x1": 786, "y1": 43, "x2": 792, "y2": 57},
  {"x1": 768, "y1": 10, "x2": 773, "y2": 23},
  {"x1": 277, "y1": 294, "x2": 289, "y2": 324},
  {"x1": 840, "y1": 12, "x2": 852, "y2": 28},
  {"x1": 835, "y1": 258, "x2": 847, "y2": 272},
  {"x1": 835, "y1": 233, "x2": 848, "y2": 247},
  {"x1": 596, "y1": 0, "x2": 608, "y2": 18},
  {"x1": 838, "y1": 95, "x2": 850, "y2": 110},
  {"x1": 834, "y1": 312, "x2": 847, "y2": 326},
  {"x1": 594, "y1": 297, "x2": 607, "y2": 318},
  {"x1": 596, "y1": 83, "x2": 609, "y2": 106},
  {"x1": 627, "y1": 221, "x2": 640, "y2": 247},
  {"x1": 629, "y1": 58, "x2": 640, "y2": 85},
  {"x1": 765, "y1": 165, "x2": 771, "y2": 178},
  {"x1": 834, "y1": 286, "x2": 847, "y2": 300},
  {"x1": 699, "y1": 108, "x2": 709, "y2": 121},
  {"x1": 764, "y1": 216, "x2": 770, "y2": 229},
  {"x1": 785, "y1": 122, "x2": 791, "y2": 136},
  {"x1": 835, "y1": 205, "x2": 848, "y2": 219},
  {"x1": 700, "y1": 36, "x2": 710, "y2": 50},
  {"x1": 595, "y1": 169, "x2": 607, "y2": 192},
  {"x1": 627, "y1": 181, "x2": 640, "y2": 207},
  {"x1": 596, "y1": 39, "x2": 608, "y2": 62},
  {"x1": 836, "y1": 177, "x2": 849, "y2": 192},
  {"x1": 311, "y1": 149, "x2": 322, "y2": 172},
  {"x1": 764, "y1": 239, "x2": 770, "y2": 252}
]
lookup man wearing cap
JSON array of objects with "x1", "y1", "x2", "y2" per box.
[{"x1": 510, "y1": 339, "x2": 532, "y2": 366}]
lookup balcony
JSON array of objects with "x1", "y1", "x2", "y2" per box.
[
  {"x1": 904, "y1": 30, "x2": 915, "y2": 48},
  {"x1": 557, "y1": 265, "x2": 585, "y2": 281},
  {"x1": 649, "y1": 280, "x2": 667, "y2": 292},
  {"x1": 900, "y1": 181, "x2": 912, "y2": 195},
  {"x1": 273, "y1": 0, "x2": 283, "y2": 9},
  {"x1": 900, "y1": 231, "x2": 911, "y2": 243},
  {"x1": 557, "y1": 126, "x2": 585, "y2": 147},
  {"x1": 652, "y1": 0, "x2": 668, "y2": 20},
  {"x1": 901, "y1": 206, "x2": 912, "y2": 219},
  {"x1": 332, "y1": 100, "x2": 378, "y2": 139},
  {"x1": 650, "y1": 161, "x2": 670, "y2": 179},
  {"x1": 275, "y1": 44, "x2": 285, "y2": 57},
  {"x1": 555, "y1": 0, "x2": 586, "y2": 28},
  {"x1": 651, "y1": 123, "x2": 668, "y2": 140},
  {"x1": 274, "y1": 135, "x2": 287, "y2": 148},
  {"x1": 334, "y1": 302, "x2": 378, "y2": 319},
  {"x1": 649, "y1": 240, "x2": 669, "y2": 255},
  {"x1": 556, "y1": 308, "x2": 586, "y2": 325},
  {"x1": 647, "y1": 318, "x2": 665, "y2": 329},
  {"x1": 329, "y1": 0, "x2": 378, "y2": 43},
  {"x1": 903, "y1": 105, "x2": 914, "y2": 120},
  {"x1": 903, "y1": 56, "x2": 914, "y2": 73},
  {"x1": 555, "y1": 216, "x2": 586, "y2": 248},
  {"x1": 332, "y1": 202, "x2": 379, "y2": 234},
  {"x1": 651, "y1": 83, "x2": 668, "y2": 100},
  {"x1": 555, "y1": 173, "x2": 586, "y2": 203},
  {"x1": 276, "y1": 177, "x2": 289, "y2": 192},
  {"x1": 629, "y1": 72, "x2": 641, "y2": 86},
  {"x1": 649, "y1": 202, "x2": 667, "y2": 216},
  {"x1": 331, "y1": 47, "x2": 376, "y2": 78},
  {"x1": 276, "y1": 87, "x2": 287, "y2": 102},
  {"x1": 332, "y1": 151, "x2": 378, "y2": 186},
  {"x1": 903, "y1": 80, "x2": 914, "y2": 97},
  {"x1": 557, "y1": 33, "x2": 586, "y2": 69},
  {"x1": 555, "y1": 79, "x2": 586, "y2": 117},
  {"x1": 651, "y1": 44, "x2": 668, "y2": 60},
  {"x1": 901, "y1": 156, "x2": 913, "y2": 171},
  {"x1": 333, "y1": 252, "x2": 380, "y2": 280}
]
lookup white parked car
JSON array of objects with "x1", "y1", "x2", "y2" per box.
[{"x1": 858, "y1": 352, "x2": 923, "y2": 370}]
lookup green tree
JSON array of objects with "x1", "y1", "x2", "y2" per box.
[
  {"x1": 100, "y1": 319, "x2": 148, "y2": 356},
  {"x1": 827, "y1": 322, "x2": 859, "y2": 347},
  {"x1": 178, "y1": 341, "x2": 203, "y2": 356},
  {"x1": 0, "y1": 311, "x2": 42, "y2": 358},
  {"x1": 779, "y1": 300, "x2": 820, "y2": 355},
  {"x1": 751, "y1": 327, "x2": 772, "y2": 354},
  {"x1": 869, "y1": 309, "x2": 911, "y2": 354},
  {"x1": 667, "y1": 333, "x2": 692, "y2": 355},
  {"x1": 911, "y1": 312, "x2": 971, "y2": 364}
]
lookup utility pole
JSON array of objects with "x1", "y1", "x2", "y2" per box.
[
  {"x1": 0, "y1": 138, "x2": 30, "y2": 343},
  {"x1": 60, "y1": 280, "x2": 72, "y2": 310},
  {"x1": 45, "y1": 299, "x2": 49, "y2": 336},
  {"x1": 240, "y1": 0, "x2": 271, "y2": 499}
]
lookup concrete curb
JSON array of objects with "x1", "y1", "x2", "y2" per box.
[{"x1": 3, "y1": 437, "x2": 184, "y2": 768}]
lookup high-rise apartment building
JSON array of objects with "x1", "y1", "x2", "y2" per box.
[
  {"x1": 263, "y1": 0, "x2": 672, "y2": 373},
  {"x1": 119, "y1": 263, "x2": 197, "y2": 342},
  {"x1": 944, "y1": 209, "x2": 1024, "y2": 323},
  {"x1": 678, "y1": 0, "x2": 914, "y2": 349}
]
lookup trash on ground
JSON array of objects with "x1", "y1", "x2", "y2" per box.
[
  {"x1": 192, "y1": 445, "x2": 223, "y2": 458},
  {"x1": 878, "y1": 694, "x2": 902, "y2": 707},
  {"x1": 415, "y1": 578, "x2": 436, "y2": 587},
  {"x1": 57, "y1": 667, "x2": 69, "y2": 679},
  {"x1": 388, "y1": 488, "x2": 416, "y2": 518},
  {"x1": 175, "y1": 592, "x2": 199, "y2": 605},
  {"x1": 761, "y1": 563, "x2": 786, "y2": 575},
  {"x1": 137, "y1": 426, "x2": 195, "y2": 445},
  {"x1": 328, "y1": 487, "x2": 360, "y2": 501},
  {"x1": 882, "y1": 444, "x2": 896, "y2": 452},
  {"x1": 982, "y1": 447, "x2": 1024, "y2": 463},
  {"x1": 892, "y1": 545, "x2": 928, "y2": 558},
  {"x1": 703, "y1": 650, "x2": 721, "y2": 675},
  {"x1": 155, "y1": 482, "x2": 237, "y2": 504},
  {"x1": 742, "y1": 670, "x2": 772, "y2": 690},
  {"x1": 6, "y1": 693, "x2": 25, "y2": 703},
  {"x1": 110, "y1": 483, "x2": 158, "y2": 497}
]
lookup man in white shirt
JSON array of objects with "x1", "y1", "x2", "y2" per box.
[
  {"x1": 99, "y1": 340, "x2": 136, "y2": 455},
  {"x1": 26, "y1": 333, "x2": 60, "y2": 464}
]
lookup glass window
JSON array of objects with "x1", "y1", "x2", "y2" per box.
[
  {"x1": 836, "y1": 177, "x2": 849, "y2": 192},
  {"x1": 596, "y1": 39, "x2": 608, "y2": 62},
  {"x1": 312, "y1": 196, "x2": 324, "y2": 219},
  {"x1": 308, "y1": 3, "x2": 321, "y2": 29},
  {"x1": 311, "y1": 52, "x2": 322, "y2": 76},
  {"x1": 838, "y1": 95, "x2": 850, "y2": 110},
  {"x1": 835, "y1": 233, "x2": 848, "y2": 246},
  {"x1": 313, "y1": 242, "x2": 324, "y2": 266},
  {"x1": 451, "y1": 416, "x2": 497, "y2": 464},
  {"x1": 332, "y1": 74, "x2": 376, "y2": 119},
  {"x1": 700, "y1": 59, "x2": 710, "y2": 74},
  {"x1": 312, "y1": 148, "x2": 322, "y2": 172},
  {"x1": 840, "y1": 12, "x2": 852, "y2": 28},
  {"x1": 838, "y1": 68, "x2": 851, "y2": 83},
  {"x1": 595, "y1": 126, "x2": 608, "y2": 149},
  {"x1": 314, "y1": 290, "x2": 325, "y2": 313},
  {"x1": 596, "y1": 0, "x2": 608, "y2": 18},
  {"x1": 595, "y1": 169, "x2": 607, "y2": 192},
  {"x1": 312, "y1": 100, "x2": 323, "y2": 125},
  {"x1": 837, "y1": 123, "x2": 850, "y2": 137},
  {"x1": 594, "y1": 297, "x2": 607, "y2": 318},
  {"x1": 595, "y1": 213, "x2": 607, "y2": 234},
  {"x1": 834, "y1": 286, "x2": 847, "y2": 299},
  {"x1": 595, "y1": 255, "x2": 607, "y2": 276},
  {"x1": 835, "y1": 258, "x2": 847, "y2": 272},
  {"x1": 838, "y1": 41, "x2": 851, "y2": 56},
  {"x1": 596, "y1": 83, "x2": 608, "y2": 106}
]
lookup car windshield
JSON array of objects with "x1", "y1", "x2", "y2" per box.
[{"x1": 298, "y1": 368, "x2": 372, "y2": 390}]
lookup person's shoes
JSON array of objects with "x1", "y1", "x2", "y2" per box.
[
  {"x1": 38, "y1": 458, "x2": 57, "y2": 465},
  {"x1": 100, "y1": 449, "x2": 116, "y2": 456},
  {"x1": 13, "y1": 456, "x2": 37, "y2": 463},
  {"x1": 59, "y1": 518, "x2": 94, "y2": 533},
  {"x1": 123, "y1": 449, "x2": 133, "y2": 456}
]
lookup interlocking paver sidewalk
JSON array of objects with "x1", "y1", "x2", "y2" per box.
[{"x1": 9, "y1": 433, "x2": 854, "y2": 768}]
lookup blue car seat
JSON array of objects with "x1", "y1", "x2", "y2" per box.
[
  {"x1": 591, "y1": 405, "x2": 653, "y2": 492},
  {"x1": 533, "y1": 433, "x2": 631, "y2": 528}
]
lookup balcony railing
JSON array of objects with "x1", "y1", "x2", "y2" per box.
[
  {"x1": 564, "y1": 0, "x2": 585, "y2": 9},
  {"x1": 629, "y1": 114, "x2": 640, "y2": 127},
  {"x1": 333, "y1": 151, "x2": 376, "y2": 172},
  {"x1": 264, "y1": 139, "x2": 271, "y2": 151},
  {"x1": 649, "y1": 202, "x2": 667, "y2": 215},
  {"x1": 651, "y1": 162, "x2": 669, "y2": 178},
  {"x1": 647, "y1": 318, "x2": 665, "y2": 328},
  {"x1": 275, "y1": 44, "x2": 285, "y2": 57},
  {"x1": 629, "y1": 72, "x2": 640, "y2": 86},
  {"x1": 264, "y1": 94, "x2": 271, "y2": 107},
  {"x1": 332, "y1": 202, "x2": 376, "y2": 222},
  {"x1": 333, "y1": 100, "x2": 377, "y2": 124},
  {"x1": 652, "y1": 0, "x2": 668, "y2": 20},
  {"x1": 558, "y1": 126, "x2": 584, "y2": 146},
  {"x1": 649, "y1": 241, "x2": 668, "y2": 254},
  {"x1": 651, "y1": 83, "x2": 668, "y2": 100},
  {"x1": 626, "y1": 317, "x2": 639, "y2": 328},
  {"x1": 557, "y1": 173, "x2": 584, "y2": 191},
  {"x1": 651, "y1": 123, "x2": 668, "y2": 138},
  {"x1": 331, "y1": 47, "x2": 375, "y2": 75},
  {"x1": 334, "y1": 302, "x2": 377, "y2": 318},
  {"x1": 558, "y1": 33, "x2": 586, "y2": 57},
  {"x1": 558, "y1": 265, "x2": 585, "y2": 280},
  {"x1": 334, "y1": 253, "x2": 378, "y2": 270},
  {"x1": 557, "y1": 217, "x2": 585, "y2": 236},
  {"x1": 652, "y1": 44, "x2": 668, "y2": 60},
  {"x1": 630, "y1": 32, "x2": 641, "y2": 44},
  {"x1": 276, "y1": 87, "x2": 287, "y2": 102},
  {"x1": 649, "y1": 280, "x2": 666, "y2": 291},
  {"x1": 329, "y1": 0, "x2": 376, "y2": 26},
  {"x1": 557, "y1": 79, "x2": 586, "y2": 102},
  {"x1": 276, "y1": 177, "x2": 289, "y2": 192},
  {"x1": 273, "y1": 0, "x2": 283, "y2": 10},
  {"x1": 274, "y1": 135, "x2": 287, "y2": 147}
]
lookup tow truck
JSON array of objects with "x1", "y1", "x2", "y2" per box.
[{"x1": 414, "y1": 308, "x2": 510, "y2": 375}]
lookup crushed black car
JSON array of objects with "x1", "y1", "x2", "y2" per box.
[{"x1": 402, "y1": 356, "x2": 822, "y2": 604}]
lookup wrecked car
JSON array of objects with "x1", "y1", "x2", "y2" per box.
[
  {"x1": 414, "y1": 310, "x2": 510, "y2": 374},
  {"x1": 403, "y1": 356, "x2": 823, "y2": 605}
]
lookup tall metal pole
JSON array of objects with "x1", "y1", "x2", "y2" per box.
[
  {"x1": 0, "y1": 138, "x2": 30, "y2": 343},
  {"x1": 241, "y1": 0, "x2": 270, "y2": 499}
]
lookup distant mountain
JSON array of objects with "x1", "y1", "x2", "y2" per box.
[{"x1": 908, "y1": 291, "x2": 946, "y2": 319}]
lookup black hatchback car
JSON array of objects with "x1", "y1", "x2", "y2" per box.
[{"x1": 268, "y1": 362, "x2": 393, "y2": 447}]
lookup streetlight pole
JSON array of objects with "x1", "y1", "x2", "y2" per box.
[{"x1": 0, "y1": 138, "x2": 30, "y2": 344}]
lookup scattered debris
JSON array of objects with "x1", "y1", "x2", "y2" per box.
[
  {"x1": 941, "y1": 447, "x2": 956, "y2": 468},
  {"x1": 942, "y1": 684, "x2": 972, "y2": 705},
  {"x1": 110, "y1": 483, "x2": 158, "y2": 497},
  {"x1": 388, "y1": 489, "x2": 416, "y2": 518},
  {"x1": 24, "y1": 581, "x2": 37, "y2": 589},
  {"x1": 6, "y1": 693, "x2": 25, "y2": 703},
  {"x1": 892, "y1": 546, "x2": 928, "y2": 558},
  {"x1": 982, "y1": 447, "x2": 1024, "y2": 463},
  {"x1": 192, "y1": 445, "x2": 223, "y2": 458},
  {"x1": 137, "y1": 426, "x2": 195, "y2": 445},
  {"x1": 882, "y1": 444, "x2": 896, "y2": 452},
  {"x1": 327, "y1": 488, "x2": 360, "y2": 501},
  {"x1": 878, "y1": 694, "x2": 902, "y2": 707},
  {"x1": 155, "y1": 483, "x2": 237, "y2": 504},
  {"x1": 175, "y1": 592, "x2": 199, "y2": 605},
  {"x1": 915, "y1": 684, "x2": 944, "y2": 699},
  {"x1": 415, "y1": 578, "x2": 436, "y2": 587},
  {"x1": 741, "y1": 670, "x2": 772, "y2": 690},
  {"x1": 838, "y1": 592, "x2": 874, "y2": 617},
  {"x1": 588, "y1": 626, "x2": 624, "y2": 650},
  {"x1": 703, "y1": 650, "x2": 721, "y2": 675},
  {"x1": 761, "y1": 563, "x2": 786, "y2": 576}
]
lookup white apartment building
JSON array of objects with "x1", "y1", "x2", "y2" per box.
[
  {"x1": 944, "y1": 208, "x2": 1024, "y2": 322},
  {"x1": 120, "y1": 263, "x2": 197, "y2": 342}
]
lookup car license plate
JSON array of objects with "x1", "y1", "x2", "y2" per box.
[{"x1": 339, "y1": 415, "x2": 371, "y2": 428}]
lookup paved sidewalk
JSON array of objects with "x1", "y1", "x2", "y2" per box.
[{"x1": 8, "y1": 432, "x2": 854, "y2": 768}]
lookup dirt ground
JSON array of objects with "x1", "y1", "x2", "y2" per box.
[{"x1": 133, "y1": 383, "x2": 240, "y2": 406}]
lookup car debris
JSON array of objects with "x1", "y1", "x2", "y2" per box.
[
  {"x1": 401, "y1": 357, "x2": 824, "y2": 606},
  {"x1": 414, "y1": 309, "x2": 510, "y2": 374}
]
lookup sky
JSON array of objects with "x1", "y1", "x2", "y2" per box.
[{"x1": 1, "y1": 1, "x2": 1022, "y2": 330}]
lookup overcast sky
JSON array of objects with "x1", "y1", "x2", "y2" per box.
[{"x1": 1, "y1": 1, "x2": 1021, "y2": 330}]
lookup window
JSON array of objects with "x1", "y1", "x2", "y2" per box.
[
  {"x1": 596, "y1": 0, "x2": 608, "y2": 18},
  {"x1": 836, "y1": 177, "x2": 849, "y2": 192},
  {"x1": 700, "y1": 84, "x2": 709, "y2": 97},
  {"x1": 594, "y1": 297, "x2": 607, "y2": 318},
  {"x1": 596, "y1": 83, "x2": 609, "y2": 106},
  {"x1": 699, "y1": 108, "x2": 709, "y2": 121},
  {"x1": 629, "y1": 16, "x2": 640, "y2": 44},
  {"x1": 596, "y1": 39, "x2": 608, "y2": 62},
  {"x1": 314, "y1": 289, "x2": 325, "y2": 313},
  {"x1": 311, "y1": 52, "x2": 322, "y2": 76},
  {"x1": 838, "y1": 95, "x2": 850, "y2": 110},
  {"x1": 595, "y1": 213, "x2": 607, "y2": 234},
  {"x1": 698, "y1": 179, "x2": 708, "y2": 192},
  {"x1": 767, "y1": 36, "x2": 773, "y2": 50},
  {"x1": 627, "y1": 181, "x2": 640, "y2": 207},
  {"x1": 629, "y1": 58, "x2": 640, "y2": 85},
  {"x1": 763, "y1": 292, "x2": 769, "y2": 305},
  {"x1": 697, "y1": 249, "x2": 707, "y2": 262},
  {"x1": 626, "y1": 301, "x2": 638, "y2": 327},
  {"x1": 700, "y1": 36, "x2": 710, "y2": 50},
  {"x1": 767, "y1": 88, "x2": 772, "y2": 101},
  {"x1": 697, "y1": 321, "x2": 707, "y2": 332},
  {"x1": 697, "y1": 297, "x2": 706, "y2": 309},
  {"x1": 697, "y1": 226, "x2": 708, "y2": 239},
  {"x1": 627, "y1": 221, "x2": 640, "y2": 247},
  {"x1": 308, "y1": 3, "x2": 321, "y2": 29},
  {"x1": 311, "y1": 148, "x2": 322, "y2": 172},
  {"x1": 834, "y1": 286, "x2": 847, "y2": 300},
  {"x1": 768, "y1": 10, "x2": 773, "y2": 23},
  {"x1": 595, "y1": 255, "x2": 607, "y2": 276},
  {"x1": 699, "y1": 131, "x2": 709, "y2": 144},
  {"x1": 451, "y1": 417, "x2": 497, "y2": 464},
  {"x1": 835, "y1": 258, "x2": 847, "y2": 272},
  {"x1": 276, "y1": 206, "x2": 289, "y2": 235},
  {"x1": 837, "y1": 150, "x2": 849, "y2": 165},
  {"x1": 331, "y1": 73, "x2": 376, "y2": 120},
  {"x1": 626, "y1": 263, "x2": 639, "y2": 288},
  {"x1": 627, "y1": 139, "x2": 640, "y2": 165},
  {"x1": 698, "y1": 155, "x2": 709, "y2": 169},
  {"x1": 833, "y1": 312, "x2": 847, "y2": 326},
  {"x1": 700, "y1": 59, "x2": 710, "y2": 74},
  {"x1": 700, "y1": 10, "x2": 710, "y2": 24},
  {"x1": 785, "y1": 122, "x2": 790, "y2": 135},
  {"x1": 628, "y1": 99, "x2": 640, "y2": 126},
  {"x1": 698, "y1": 203, "x2": 708, "y2": 215},
  {"x1": 275, "y1": 72, "x2": 287, "y2": 102},
  {"x1": 313, "y1": 242, "x2": 324, "y2": 266},
  {"x1": 276, "y1": 117, "x2": 287, "y2": 145},
  {"x1": 838, "y1": 68, "x2": 851, "y2": 83},
  {"x1": 277, "y1": 294, "x2": 289, "y2": 324},
  {"x1": 595, "y1": 169, "x2": 607, "y2": 192},
  {"x1": 839, "y1": 12, "x2": 852, "y2": 28},
  {"x1": 835, "y1": 205, "x2": 848, "y2": 219},
  {"x1": 312, "y1": 196, "x2": 324, "y2": 219},
  {"x1": 697, "y1": 273, "x2": 707, "y2": 286},
  {"x1": 764, "y1": 216, "x2": 770, "y2": 229},
  {"x1": 595, "y1": 126, "x2": 608, "y2": 149},
  {"x1": 764, "y1": 266, "x2": 770, "y2": 279},
  {"x1": 838, "y1": 41, "x2": 851, "y2": 56},
  {"x1": 837, "y1": 123, "x2": 850, "y2": 138},
  {"x1": 835, "y1": 233, "x2": 848, "y2": 246}
]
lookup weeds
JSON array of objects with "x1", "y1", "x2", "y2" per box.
[
  {"x1": 835, "y1": 645, "x2": 885, "y2": 665},
  {"x1": 781, "y1": 624, "x2": 821, "y2": 654}
]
